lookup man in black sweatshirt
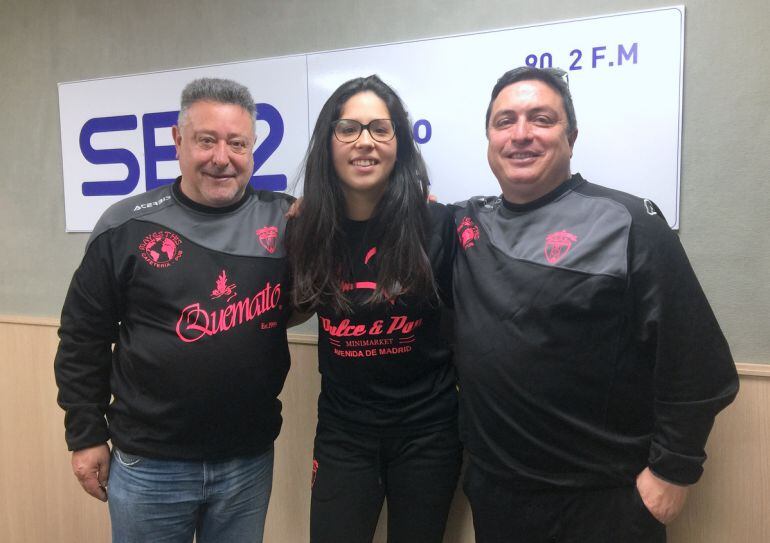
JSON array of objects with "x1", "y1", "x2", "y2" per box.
[
  {"x1": 451, "y1": 66, "x2": 738, "y2": 543},
  {"x1": 54, "y1": 78, "x2": 293, "y2": 543}
]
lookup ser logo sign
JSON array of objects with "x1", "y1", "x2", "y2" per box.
[{"x1": 78, "y1": 103, "x2": 287, "y2": 196}]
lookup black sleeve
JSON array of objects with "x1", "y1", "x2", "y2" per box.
[
  {"x1": 631, "y1": 209, "x2": 738, "y2": 484},
  {"x1": 54, "y1": 232, "x2": 121, "y2": 451},
  {"x1": 428, "y1": 202, "x2": 457, "y2": 308}
]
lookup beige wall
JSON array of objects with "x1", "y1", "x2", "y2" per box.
[{"x1": 1, "y1": 317, "x2": 767, "y2": 542}]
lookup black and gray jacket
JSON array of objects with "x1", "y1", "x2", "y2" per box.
[
  {"x1": 451, "y1": 174, "x2": 738, "y2": 488},
  {"x1": 55, "y1": 179, "x2": 293, "y2": 460}
]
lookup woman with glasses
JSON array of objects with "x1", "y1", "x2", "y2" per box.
[{"x1": 286, "y1": 75, "x2": 461, "y2": 543}]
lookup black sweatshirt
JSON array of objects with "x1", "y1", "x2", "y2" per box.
[
  {"x1": 451, "y1": 174, "x2": 738, "y2": 487},
  {"x1": 55, "y1": 179, "x2": 293, "y2": 460}
]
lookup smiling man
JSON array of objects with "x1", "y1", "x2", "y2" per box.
[
  {"x1": 451, "y1": 66, "x2": 739, "y2": 543},
  {"x1": 174, "y1": 96, "x2": 256, "y2": 206},
  {"x1": 54, "y1": 78, "x2": 293, "y2": 543}
]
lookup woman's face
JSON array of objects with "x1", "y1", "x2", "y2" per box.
[{"x1": 331, "y1": 91, "x2": 397, "y2": 208}]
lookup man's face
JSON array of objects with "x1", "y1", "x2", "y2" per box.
[
  {"x1": 173, "y1": 100, "x2": 255, "y2": 207},
  {"x1": 486, "y1": 80, "x2": 577, "y2": 204}
]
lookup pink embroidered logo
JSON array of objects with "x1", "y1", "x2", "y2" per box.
[
  {"x1": 138, "y1": 231, "x2": 183, "y2": 268},
  {"x1": 256, "y1": 226, "x2": 278, "y2": 254},
  {"x1": 210, "y1": 270, "x2": 237, "y2": 303},
  {"x1": 340, "y1": 246, "x2": 395, "y2": 304},
  {"x1": 311, "y1": 459, "x2": 319, "y2": 488},
  {"x1": 457, "y1": 217, "x2": 479, "y2": 250},
  {"x1": 176, "y1": 270, "x2": 282, "y2": 343},
  {"x1": 341, "y1": 246, "x2": 377, "y2": 294},
  {"x1": 544, "y1": 230, "x2": 578, "y2": 264}
]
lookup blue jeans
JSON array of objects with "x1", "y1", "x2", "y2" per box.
[{"x1": 107, "y1": 446, "x2": 274, "y2": 543}]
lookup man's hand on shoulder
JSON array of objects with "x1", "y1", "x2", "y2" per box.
[
  {"x1": 285, "y1": 197, "x2": 302, "y2": 219},
  {"x1": 636, "y1": 466, "x2": 689, "y2": 524},
  {"x1": 71, "y1": 443, "x2": 111, "y2": 502}
]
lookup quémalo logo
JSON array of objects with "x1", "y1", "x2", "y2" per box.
[
  {"x1": 210, "y1": 270, "x2": 237, "y2": 303},
  {"x1": 175, "y1": 269, "x2": 281, "y2": 343},
  {"x1": 138, "y1": 231, "x2": 183, "y2": 268}
]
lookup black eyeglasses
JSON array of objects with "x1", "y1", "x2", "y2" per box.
[{"x1": 332, "y1": 119, "x2": 396, "y2": 143}]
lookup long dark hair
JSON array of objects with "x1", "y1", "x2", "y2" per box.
[{"x1": 287, "y1": 75, "x2": 434, "y2": 313}]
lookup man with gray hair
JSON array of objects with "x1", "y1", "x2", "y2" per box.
[
  {"x1": 55, "y1": 78, "x2": 294, "y2": 542},
  {"x1": 451, "y1": 66, "x2": 738, "y2": 542}
]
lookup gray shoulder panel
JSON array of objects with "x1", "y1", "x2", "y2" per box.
[
  {"x1": 89, "y1": 188, "x2": 291, "y2": 258},
  {"x1": 88, "y1": 186, "x2": 175, "y2": 245},
  {"x1": 478, "y1": 190, "x2": 631, "y2": 279},
  {"x1": 452, "y1": 195, "x2": 500, "y2": 209}
]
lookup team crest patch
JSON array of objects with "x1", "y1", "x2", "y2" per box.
[
  {"x1": 457, "y1": 217, "x2": 480, "y2": 250},
  {"x1": 256, "y1": 226, "x2": 278, "y2": 254},
  {"x1": 138, "y1": 231, "x2": 183, "y2": 268},
  {"x1": 544, "y1": 230, "x2": 577, "y2": 264}
]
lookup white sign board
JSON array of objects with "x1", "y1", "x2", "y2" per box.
[{"x1": 58, "y1": 6, "x2": 684, "y2": 231}]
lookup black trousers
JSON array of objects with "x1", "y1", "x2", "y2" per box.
[
  {"x1": 463, "y1": 462, "x2": 666, "y2": 543},
  {"x1": 309, "y1": 422, "x2": 462, "y2": 543}
]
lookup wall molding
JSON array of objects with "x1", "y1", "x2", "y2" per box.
[
  {"x1": 0, "y1": 314, "x2": 60, "y2": 327},
  {"x1": 2, "y1": 315, "x2": 767, "y2": 376},
  {"x1": 0, "y1": 314, "x2": 319, "y2": 346}
]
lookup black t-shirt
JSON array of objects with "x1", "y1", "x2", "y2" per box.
[{"x1": 315, "y1": 202, "x2": 458, "y2": 436}]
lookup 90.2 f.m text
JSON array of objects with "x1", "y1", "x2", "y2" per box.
[{"x1": 525, "y1": 42, "x2": 638, "y2": 71}]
